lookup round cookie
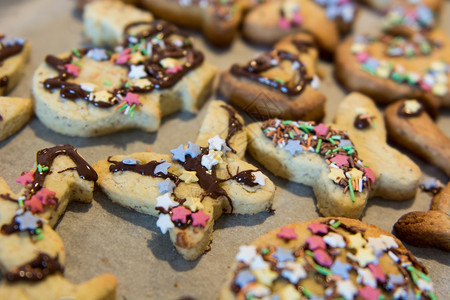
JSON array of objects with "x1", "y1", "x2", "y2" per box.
[{"x1": 220, "y1": 217, "x2": 437, "y2": 300}]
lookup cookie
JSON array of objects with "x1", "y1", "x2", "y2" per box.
[
  {"x1": 0, "y1": 97, "x2": 33, "y2": 141},
  {"x1": 383, "y1": 4, "x2": 436, "y2": 36},
  {"x1": 242, "y1": 0, "x2": 356, "y2": 53},
  {"x1": 219, "y1": 33, "x2": 325, "y2": 122},
  {"x1": 0, "y1": 145, "x2": 117, "y2": 299},
  {"x1": 335, "y1": 30, "x2": 450, "y2": 117},
  {"x1": 140, "y1": 0, "x2": 245, "y2": 48},
  {"x1": 394, "y1": 182, "x2": 450, "y2": 251},
  {"x1": 384, "y1": 99, "x2": 450, "y2": 177},
  {"x1": 32, "y1": 20, "x2": 217, "y2": 137},
  {"x1": 94, "y1": 101, "x2": 276, "y2": 260},
  {"x1": 83, "y1": 0, "x2": 154, "y2": 48},
  {"x1": 246, "y1": 92, "x2": 421, "y2": 218},
  {"x1": 0, "y1": 35, "x2": 31, "y2": 96},
  {"x1": 220, "y1": 217, "x2": 437, "y2": 300},
  {"x1": 359, "y1": 0, "x2": 442, "y2": 13}
]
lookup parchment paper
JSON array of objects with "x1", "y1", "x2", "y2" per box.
[{"x1": 0, "y1": 0, "x2": 449, "y2": 299}]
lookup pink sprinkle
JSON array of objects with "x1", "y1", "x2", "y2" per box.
[
  {"x1": 166, "y1": 65, "x2": 183, "y2": 74},
  {"x1": 359, "y1": 286, "x2": 382, "y2": 300},
  {"x1": 339, "y1": 0, "x2": 349, "y2": 4},
  {"x1": 356, "y1": 51, "x2": 369, "y2": 63},
  {"x1": 65, "y1": 64, "x2": 81, "y2": 76},
  {"x1": 420, "y1": 81, "x2": 431, "y2": 92},
  {"x1": 277, "y1": 226, "x2": 298, "y2": 240},
  {"x1": 307, "y1": 222, "x2": 328, "y2": 234},
  {"x1": 36, "y1": 188, "x2": 56, "y2": 205},
  {"x1": 363, "y1": 167, "x2": 376, "y2": 183},
  {"x1": 122, "y1": 92, "x2": 141, "y2": 106},
  {"x1": 368, "y1": 263, "x2": 386, "y2": 283},
  {"x1": 16, "y1": 171, "x2": 35, "y2": 186},
  {"x1": 25, "y1": 195, "x2": 44, "y2": 213},
  {"x1": 171, "y1": 206, "x2": 191, "y2": 224},
  {"x1": 314, "y1": 123, "x2": 329, "y2": 136},
  {"x1": 292, "y1": 12, "x2": 303, "y2": 25},
  {"x1": 116, "y1": 48, "x2": 131, "y2": 64},
  {"x1": 313, "y1": 249, "x2": 333, "y2": 267},
  {"x1": 330, "y1": 155, "x2": 349, "y2": 167},
  {"x1": 278, "y1": 18, "x2": 291, "y2": 30},
  {"x1": 405, "y1": 11, "x2": 417, "y2": 20},
  {"x1": 191, "y1": 210, "x2": 210, "y2": 227},
  {"x1": 306, "y1": 235, "x2": 326, "y2": 250}
]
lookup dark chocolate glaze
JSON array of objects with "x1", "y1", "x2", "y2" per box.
[
  {"x1": 5, "y1": 253, "x2": 64, "y2": 282},
  {"x1": 29, "y1": 144, "x2": 98, "y2": 195},
  {"x1": 353, "y1": 114, "x2": 371, "y2": 129},
  {"x1": 292, "y1": 39, "x2": 316, "y2": 53},
  {"x1": 0, "y1": 193, "x2": 18, "y2": 203},
  {"x1": 1, "y1": 214, "x2": 43, "y2": 236},
  {"x1": 0, "y1": 75, "x2": 8, "y2": 88},
  {"x1": 109, "y1": 158, "x2": 179, "y2": 183},
  {"x1": 230, "y1": 50, "x2": 312, "y2": 96},
  {"x1": 220, "y1": 104, "x2": 243, "y2": 153},
  {"x1": 398, "y1": 102, "x2": 424, "y2": 118},
  {"x1": 229, "y1": 170, "x2": 259, "y2": 187},
  {"x1": 0, "y1": 40, "x2": 24, "y2": 62}
]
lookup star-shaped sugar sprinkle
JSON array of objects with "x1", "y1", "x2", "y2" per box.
[
  {"x1": 330, "y1": 155, "x2": 349, "y2": 167},
  {"x1": 86, "y1": 48, "x2": 108, "y2": 61},
  {"x1": 368, "y1": 263, "x2": 386, "y2": 283},
  {"x1": 323, "y1": 232, "x2": 346, "y2": 248},
  {"x1": 307, "y1": 222, "x2": 329, "y2": 234},
  {"x1": 252, "y1": 171, "x2": 267, "y2": 186},
  {"x1": 122, "y1": 158, "x2": 140, "y2": 165},
  {"x1": 179, "y1": 170, "x2": 199, "y2": 184},
  {"x1": 155, "y1": 193, "x2": 178, "y2": 211},
  {"x1": 128, "y1": 64, "x2": 147, "y2": 79},
  {"x1": 363, "y1": 167, "x2": 376, "y2": 183},
  {"x1": 328, "y1": 168, "x2": 345, "y2": 183},
  {"x1": 366, "y1": 237, "x2": 387, "y2": 257},
  {"x1": 417, "y1": 278, "x2": 434, "y2": 291},
  {"x1": 236, "y1": 245, "x2": 257, "y2": 264},
  {"x1": 167, "y1": 65, "x2": 183, "y2": 74},
  {"x1": 348, "y1": 233, "x2": 367, "y2": 249},
  {"x1": 16, "y1": 171, "x2": 34, "y2": 186},
  {"x1": 246, "y1": 284, "x2": 270, "y2": 298},
  {"x1": 171, "y1": 205, "x2": 191, "y2": 224},
  {"x1": 250, "y1": 255, "x2": 269, "y2": 270},
  {"x1": 93, "y1": 90, "x2": 112, "y2": 102},
  {"x1": 25, "y1": 195, "x2": 44, "y2": 213},
  {"x1": 65, "y1": 64, "x2": 81, "y2": 76},
  {"x1": 421, "y1": 176, "x2": 441, "y2": 190},
  {"x1": 201, "y1": 152, "x2": 220, "y2": 170},
  {"x1": 157, "y1": 178, "x2": 176, "y2": 194},
  {"x1": 16, "y1": 211, "x2": 42, "y2": 231},
  {"x1": 403, "y1": 99, "x2": 422, "y2": 115},
  {"x1": 339, "y1": 139, "x2": 353, "y2": 147},
  {"x1": 160, "y1": 57, "x2": 179, "y2": 69},
  {"x1": 154, "y1": 161, "x2": 171, "y2": 175},
  {"x1": 133, "y1": 78, "x2": 152, "y2": 89},
  {"x1": 122, "y1": 92, "x2": 141, "y2": 106},
  {"x1": 185, "y1": 142, "x2": 201, "y2": 158},
  {"x1": 357, "y1": 267, "x2": 377, "y2": 288},
  {"x1": 379, "y1": 235, "x2": 398, "y2": 250},
  {"x1": 191, "y1": 209, "x2": 210, "y2": 227},
  {"x1": 208, "y1": 135, "x2": 228, "y2": 152},
  {"x1": 387, "y1": 274, "x2": 405, "y2": 290},
  {"x1": 284, "y1": 140, "x2": 303, "y2": 155},
  {"x1": 235, "y1": 270, "x2": 255, "y2": 287},
  {"x1": 346, "y1": 168, "x2": 364, "y2": 180},
  {"x1": 314, "y1": 124, "x2": 329, "y2": 136},
  {"x1": 336, "y1": 279, "x2": 357, "y2": 300},
  {"x1": 353, "y1": 247, "x2": 376, "y2": 267},
  {"x1": 277, "y1": 226, "x2": 298, "y2": 240},
  {"x1": 36, "y1": 188, "x2": 56, "y2": 205},
  {"x1": 313, "y1": 249, "x2": 333, "y2": 267},
  {"x1": 359, "y1": 286, "x2": 381, "y2": 300},
  {"x1": 279, "y1": 285, "x2": 302, "y2": 299},
  {"x1": 306, "y1": 235, "x2": 326, "y2": 250},
  {"x1": 183, "y1": 196, "x2": 203, "y2": 211},
  {"x1": 280, "y1": 261, "x2": 306, "y2": 284},
  {"x1": 330, "y1": 259, "x2": 352, "y2": 279},
  {"x1": 156, "y1": 213, "x2": 174, "y2": 234},
  {"x1": 171, "y1": 144, "x2": 187, "y2": 162},
  {"x1": 80, "y1": 82, "x2": 96, "y2": 92},
  {"x1": 253, "y1": 268, "x2": 278, "y2": 286},
  {"x1": 273, "y1": 247, "x2": 295, "y2": 262}
]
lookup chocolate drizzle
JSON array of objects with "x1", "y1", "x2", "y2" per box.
[
  {"x1": 230, "y1": 50, "x2": 312, "y2": 96},
  {"x1": 0, "y1": 75, "x2": 8, "y2": 88},
  {"x1": 5, "y1": 253, "x2": 64, "y2": 282},
  {"x1": 398, "y1": 102, "x2": 423, "y2": 118},
  {"x1": 229, "y1": 170, "x2": 259, "y2": 187},
  {"x1": 353, "y1": 114, "x2": 372, "y2": 129},
  {"x1": 220, "y1": 105, "x2": 243, "y2": 153},
  {"x1": 292, "y1": 39, "x2": 316, "y2": 53},
  {"x1": 109, "y1": 158, "x2": 179, "y2": 183},
  {"x1": 0, "y1": 37, "x2": 24, "y2": 63}
]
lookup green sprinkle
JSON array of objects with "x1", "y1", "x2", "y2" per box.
[
  {"x1": 35, "y1": 229, "x2": 44, "y2": 240},
  {"x1": 130, "y1": 104, "x2": 136, "y2": 119},
  {"x1": 306, "y1": 124, "x2": 315, "y2": 130},
  {"x1": 72, "y1": 48, "x2": 81, "y2": 58},
  {"x1": 282, "y1": 120, "x2": 292, "y2": 125},
  {"x1": 18, "y1": 199, "x2": 24, "y2": 208},
  {"x1": 305, "y1": 250, "x2": 314, "y2": 257},
  {"x1": 362, "y1": 65, "x2": 376, "y2": 75},
  {"x1": 343, "y1": 145, "x2": 353, "y2": 151},
  {"x1": 348, "y1": 180, "x2": 355, "y2": 202},
  {"x1": 363, "y1": 164, "x2": 370, "y2": 167},
  {"x1": 372, "y1": 121, "x2": 377, "y2": 128},
  {"x1": 428, "y1": 292, "x2": 437, "y2": 300},
  {"x1": 72, "y1": 61, "x2": 82, "y2": 67},
  {"x1": 118, "y1": 104, "x2": 128, "y2": 112},
  {"x1": 103, "y1": 80, "x2": 112, "y2": 86},
  {"x1": 329, "y1": 139, "x2": 336, "y2": 145},
  {"x1": 37, "y1": 164, "x2": 43, "y2": 174},
  {"x1": 408, "y1": 266, "x2": 431, "y2": 282},
  {"x1": 274, "y1": 77, "x2": 285, "y2": 84},
  {"x1": 315, "y1": 139, "x2": 322, "y2": 153},
  {"x1": 263, "y1": 128, "x2": 270, "y2": 133},
  {"x1": 332, "y1": 147, "x2": 342, "y2": 152},
  {"x1": 289, "y1": 131, "x2": 294, "y2": 139},
  {"x1": 184, "y1": 38, "x2": 191, "y2": 45},
  {"x1": 379, "y1": 295, "x2": 386, "y2": 300},
  {"x1": 331, "y1": 221, "x2": 341, "y2": 228},
  {"x1": 415, "y1": 291, "x2": 421, "y2": 299},
  {"x1": 313, "y1": 264, "x2": 332, "y2": 275},
  {"x1": 123, "y1": 82, "x2": 130, "y2": 88},
  {"x1": 347, "y1": 149, "x2": 355, "y2": 155},
  {"x1": 331, "y1": 135, "x2": 341, "y2": 140},
  {"x1": 299, "y1": 124, "x2": 310, "y2": 133},
  {"x1": 261, "y1": 248, "x2": 270, "y2": 255},
  {"x1": 301, "y1": 287, "x2": 312, "y2": 298},
  {"x1": 325, "y1": 150, "x2": 332, "y2": 156},
  {"x1": 391, "y1": 72, "x2": 405, "y2": 82}
]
